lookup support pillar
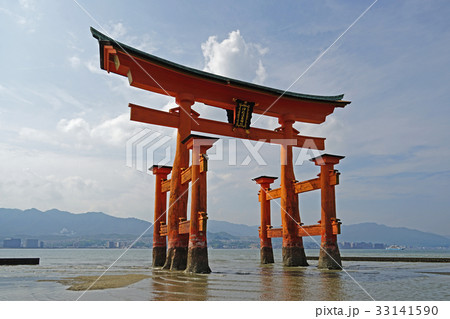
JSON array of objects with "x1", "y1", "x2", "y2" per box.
[
  {"x1": 150, "y1": 165, "x2": 172, "y2": 267},
  {"x1": 163, "y1": 94, "x2": 194, "y2": 270},
  {"x1": 311, "y1": 154, "x2": 344, "y2": 270},
  {"x1": 184, "y1": 135, "x2": 218, "y2": 273},
  {"x1": 253, "y1": 176, "x2": 277, "y2": 264},
  {"x1": 279, "y1": 114, "x2": 308, "y2": 267}
]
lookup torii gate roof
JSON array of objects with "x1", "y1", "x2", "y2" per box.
[{"x1": 91, "y1": 27, "x2": 350, "y2": 124}]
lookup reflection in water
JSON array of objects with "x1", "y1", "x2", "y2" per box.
[
  {"x1": 258, "y1": 265, "x2": 308, "y2": 300},
  {"x1": 317, "y1": 270, "x2": 343, "y2": 301},
  {"x1": 151, "y1": 269, "x2": 209, "y2": 301},
  {"x1": 0, "y1": 249, "x2": 449, "y2": 300},
  {"x1": 258, "y1": 264, "x2": 346, "y2": 300},
  {"x1": 259, "y1": 265, "x2": 276, "y2": 300},
  {"x1": 280, "y1": 267, "x2": 307, "y2": 301}
]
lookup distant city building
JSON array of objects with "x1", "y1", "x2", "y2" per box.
[
  {"x1": 39, "y1": 241, "x2": 44, "y2": 248},
  {"x1": 351, "y1": 242, "x2": 373, "y2": 249},
  {"x1": 3, "y1": 238, "x2": 21, "y2": 248},
  {"x1": 25, "y1": 239, "x2": 39, "y2": 248},
  {"x1": 107, "y1": 241, "x2": 117, "y2": 248},
  {"x1": 339, "y1": 242, "x2": 352, "y2": 249},
  {"x1": 373, "y1": 243, "x2": 386, "y2": 249}
]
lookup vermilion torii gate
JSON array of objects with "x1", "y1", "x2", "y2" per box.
[{"x1": 91, "y1": 27, "x2": 351, "y2": 272}]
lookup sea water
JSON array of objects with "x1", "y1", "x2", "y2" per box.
[{"x1": 0, "y1": 248, "x2": 449, "y2": 301}]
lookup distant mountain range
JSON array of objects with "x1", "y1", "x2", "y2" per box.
[
  {"x1": 0, "y1": 208, "x2": 149, "y2": 236},
  {"x1": 209, "y1": 220, "x2": 450, "y2": 247},
  {"x1": 338, "y1": 223, "x2": 450, "y2": 248},
  {"x1": 1, "y1": 208, "x2": 449, "y2": 247}
]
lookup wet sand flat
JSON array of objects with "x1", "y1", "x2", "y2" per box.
[{"x1": 42, "y1": 274, "x2": 151, "y2": 291}]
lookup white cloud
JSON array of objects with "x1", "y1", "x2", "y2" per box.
[
  {"x1": 0, "y1": 84, "x2": 33, "y2": 105},
  {"x1": 19, "y1": 0, "x2": 35, "y2": 10},
  {"x1": 0, "y1": 0, "x2": 40, "y2": 32},
  {"x1": 30, "y1": 86, "x2": 86, "y2": 112},
  {"x1": 105, "y1": 22, "x2": 157, "y2": 53},
  {"x1": 0, "y1": 7, "x2": 27, "y2": 26},
  {"x1": 85, "y1": 57, "x2": 104, "y2": 75},
  {"x1": 255, "y1": 60, "x2": 267, "y2": 84},
  {"x1": 201, "y1": 30, "x2": 268, "y2": 84},
  {"x1": 16, "y1": 113, "x2": 142, "y2": 154},
  {"x1": 19, "y1": 127, "x2": 53, "y2": 144},
  {"x1": 90, "y1": 113, "x2": 135, "y2": 146},
  {"x1": 57, "y1": 117, "x2": 90, "y2": 134},
  {"x1": 108, "y1": 22, "x2": 127, "y2": 39},
  {"x1": 0, "y1": 144, "x2": 156, "y2": 220},
  {"x1": 68, "y1": 56, "x2": 81, "y2": 68},
  {"x1": 133, "y1": 33, "x2": 157, "y2": 53}
]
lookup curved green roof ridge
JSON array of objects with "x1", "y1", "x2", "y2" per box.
[{"x1": 91, "y1": 27, "x2": 346, "y2": 103}]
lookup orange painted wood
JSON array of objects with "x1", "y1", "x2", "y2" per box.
[
  {"x1": 297, "y1": 223, "x2": 340, "y2": 237},
  {"x1": 189, "y1": 156, "x2": 202, "y2": 246},
  {"x1": 267, "y1": 227, "x2": 283, "y2": 238},
  {"x1": 295, "y1": 178, "x2": 321, "y2": 194},
  {"x1": 103, "y1": 46, "x2": 116, "y2": 74},
  {"x1": 181, "y1": 167, "x2": 192, "y2": 185},
  {"x1": 305, "y1": 225, "x2": 321, "y2": 237},
  {"x1": 278, "y1": 115, "x2": 303, "y2": 250},
  {"x1": 266, "y1": 172, "x2": 339, "y2": 200},
  {"x1": 166, "y1": 96, "x2": 192, "y2": 250},
  {"x1": 129, "y1": 103, "x2": 325, "y2": 150},
  {"x1": 161, "y1": 179, "x2": 171, "y2": 193},
  {"x1": 130, "y1": 103, "x2": 179, "y2": 127},
  {"x1": 298, "y1": 225, "x2": 321, "y2": 237},
  {"x1": 310, "y1": 155, "x2": 344, "y2": 249},
  {"x1": 107, "y1": 52, "x2": 350, "y2": 124},
  {"x1": 151, "y1": 166, "x2": 171, "y2": 248},
  {"x1": 178, "y1": 220, "x2": 190, "y2": 234},
  {"x1": 186, "y1": 136, "x2": 215, "y2": 249},
  {"x1": 198, "y1": 212, "x2": 207, "y2": 232},
  {"x1": 178, "y1": 160, "x2": 206, "y2": 190},
  {"x1": 200, "y1": 156, "x2": 207, "y2": 173},
  {"x1": 266, "y1": 188, "x2": 281, "y2": 200},
  {"x1": 332, "y1": 220, "x2": 341, "y2": 235},
  {"x1": 254, "y1": 177, "x2": 277, "y2": 249},
  {"x1": 320, "y1": 164, "x2": 335, "y2": 242},
  {"x1": 160, "y1": 223, "x2": 168, "y2": 237},
  {"x1": 267, "y1": 223, "x2": 340, "y2": 238}
]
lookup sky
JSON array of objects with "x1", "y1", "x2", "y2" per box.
[{"x1": 0, "y1": 0, "x2": 449, "y2": 236}]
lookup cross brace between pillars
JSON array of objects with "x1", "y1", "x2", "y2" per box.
[
  {"x1": 264, "y1": 171, "x2": 339, "y2": 200},
  {"x1": 129, "y1": 103, "x2": 325, "y2": 150}
]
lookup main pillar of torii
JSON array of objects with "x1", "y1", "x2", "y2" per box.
[
  {"x1": 278, "y1": 114, "x2": 308, "y2": 266},
  {"x1": 163, "y1": 94, "x2": 195, "y2": 271}
]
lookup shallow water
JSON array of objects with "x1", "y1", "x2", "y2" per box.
[{"x1": 0, "y1": 248, "x2": 449, "y2": 301}]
